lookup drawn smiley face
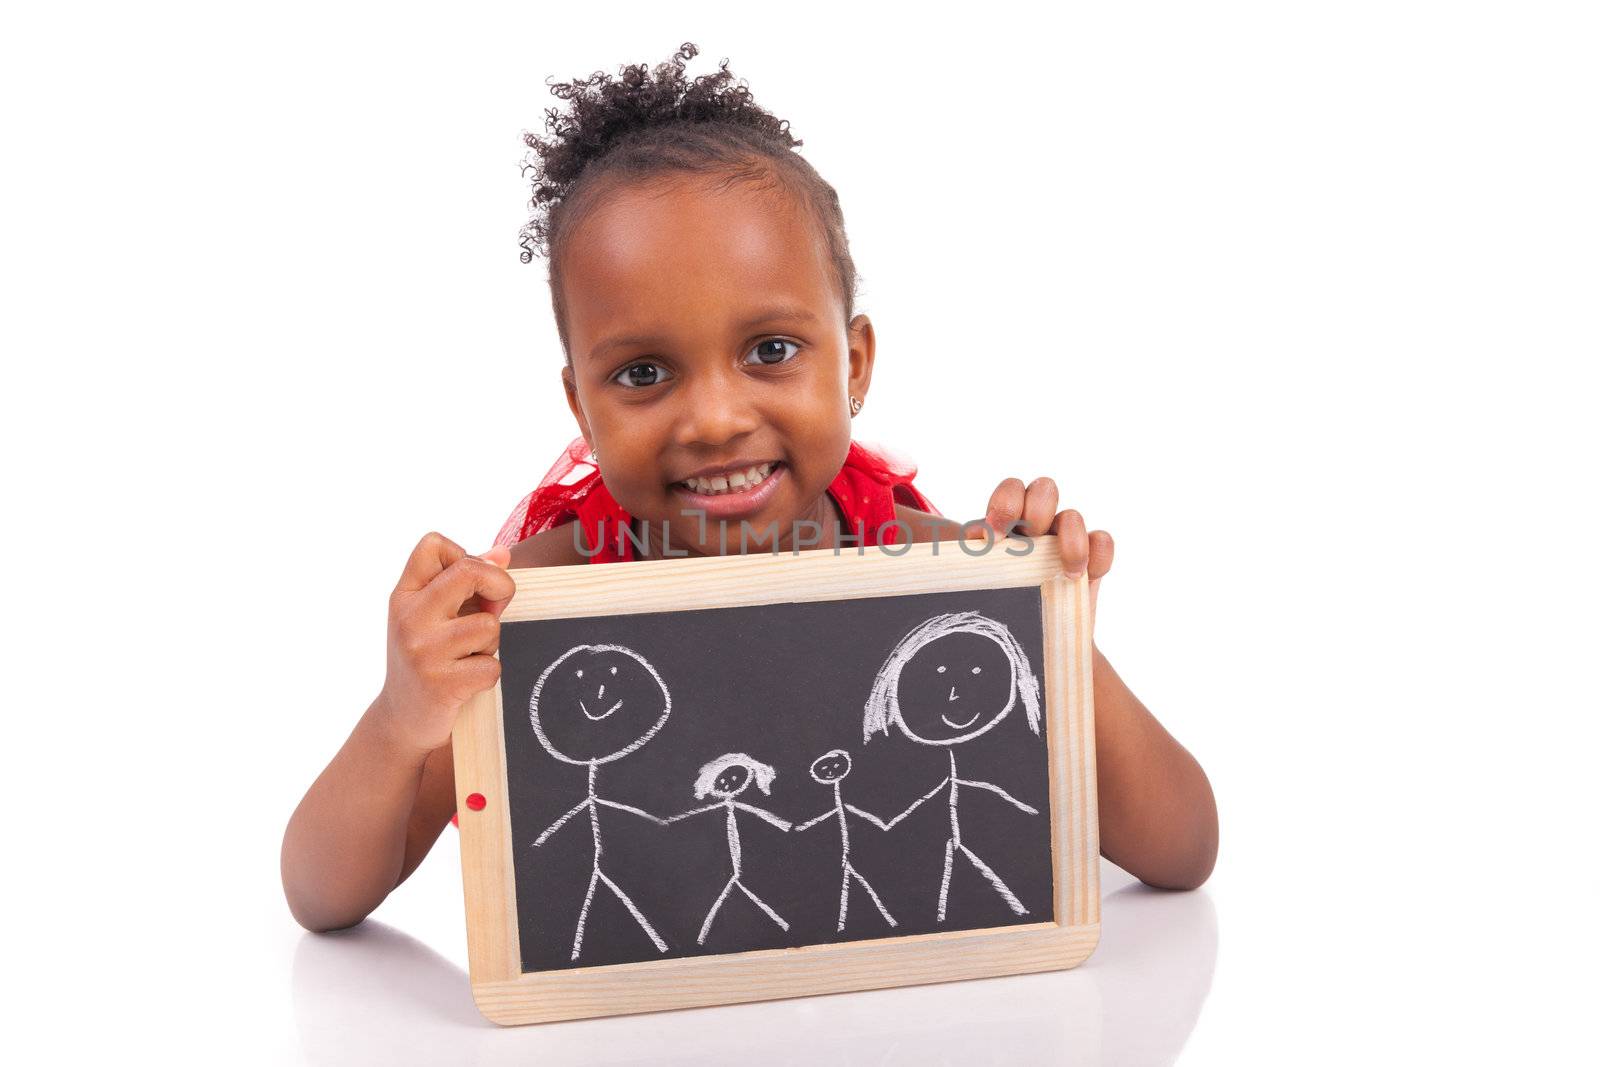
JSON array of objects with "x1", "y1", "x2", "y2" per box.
[
  {"x1": 892, "y1": 630, "x2": 1017, "y2": 745},
  {"x1": 709, "y1": 763, "x2": 751, "y2": 798},
  {"x1": 810, "y1": 749, "x2": 853, "y2": 784},
  {"x1": 530, "y1": 644, "x2": 672, "y2": 765}
]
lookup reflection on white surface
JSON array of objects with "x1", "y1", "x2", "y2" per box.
[{"x1": 291, "y1": 861, "x2": 1215, "y2": 1066}]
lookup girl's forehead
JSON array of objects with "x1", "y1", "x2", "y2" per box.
[{"x1": 561, "y1": 177, "x2": 840, "y2": 353}]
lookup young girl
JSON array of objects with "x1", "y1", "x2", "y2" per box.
[{"x1": 280, "y1": 42, "x2": 1218, "y2": 933}]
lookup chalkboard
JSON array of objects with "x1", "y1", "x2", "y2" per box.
[
  {"x1": 500, "y1": 585, "x2": 1053, "y2": 973},
  {"x1": 454, "y1": 538, "x2": 1100, "y2": 1025}
]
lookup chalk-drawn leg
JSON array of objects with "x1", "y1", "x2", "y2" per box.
[
  {"x1": 572, "y1": 863, "x2": 602, "y2": 960},
  {"x1": 836, "y1": 864, "x2": 851, "y2": 931},
  {"x1": 698, "y1": 875, "x2": 738, "y2": 945},
  {"x1": 598, "y1": 869, "x2": 668, "y2": 953},
  {"x1": 736, "y1": 880, "x2": 790, "y2": 932},
  {"x1": 960, "y1": 844, "x2": 1028, "y2": 915},
  {"x1": 847, "y1": 862, "x2": 897, "y2": 928},
  {"x1": 937, "y1": 838, "x2": 956, "y2": 922}
]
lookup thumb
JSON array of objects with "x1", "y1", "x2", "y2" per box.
[
  {"x1": 477, "y1": 544, "x2": 515, "y2": 618},
  {"x1": 478, "y1": 544, "x2": 512, "y2": 569}
]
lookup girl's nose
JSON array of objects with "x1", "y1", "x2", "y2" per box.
[
  {"x1": 948, "y1": 686, "x2": 959, "y2": 701},
  {"x1": 675, "y1": 366, "x2": 762, "y2": 449}
]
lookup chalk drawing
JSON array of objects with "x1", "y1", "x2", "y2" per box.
[
  {"x1": 529, "y1": 644, "x2": 674, "y2": 961},
  {"x1": 794, "y1": 748, "x2": 897, "y2": 932},
  {"x1": 865, "y1": 612, "x2": 1043, "y2": 921},
  {"x1": 668, "y1": 753, "x2": 793, "y2": 944}
]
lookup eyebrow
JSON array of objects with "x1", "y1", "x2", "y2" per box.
[{"x1": 585, "y1": 306, "x2": 822, "y2": 363}]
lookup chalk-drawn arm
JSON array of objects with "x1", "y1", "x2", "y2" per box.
[
  {"x1": 533, "y1": 799, "x2": 591, "y2": 846},
  {"x1": 794, "y1": 809, "x2": 834, "y2": 832},
  {"x1": 953, "y1": 778, "x2": 1040, "y2": 815},
  {"x1": 733, "y1": 802, "x2": 793, "y2": 832},
  {"x1": 594, "y1": 798, "x2": 668, "y2": 825},
  {"x1": 664, "y1": 803, "x2": 722, "y2": 824},
  {"x1": 886, "y1": 777, "x2": 950, "y2": 829},
  {"x1": 844, "y1": 803, "x2": 891, "y2": 830}
]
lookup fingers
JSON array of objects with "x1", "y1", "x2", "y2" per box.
[
  {"x1": 394, "y1": 531, "x2": 467, "y2": 595},
  {"x1": 463, "y1": 545, "x2": 516, "y2": 620},
  {"x1": 441, "y1": 609, "x2": 502, "y2": 658},
  {"x1": 1054, "y1": 509, "x2": 1090, "y2": 576},
  {"x1": 1051, "y1": 511, "x2": 1115, "y2": 581},
  {"x1": 985, "y1": 477, "x2": 1063, "y2": 540},
  {"x1": 418, "y1": 550, "x2": 517, "y2": 620},
  {"x1": 984, "y1": 478, "x2": 1027, "y2": 538},
  {"x1": 1087, "y1": 530, "x2": 1115, "y2": 582},
  {"x1": 446, "y1": 653, "x2": 502, "y2": 705},
  {"x1": 1019, "y1": 477, "x2": 1058, "y2": 537}
]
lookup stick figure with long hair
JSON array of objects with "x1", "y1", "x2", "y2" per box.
[
  {"x1": 668, "y1": 753, "x2": 792, "y2": 944},
  {"x1": 865, "y1": 611, "x2": 1043, "y2": 922}
]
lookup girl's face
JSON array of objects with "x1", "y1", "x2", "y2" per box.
[{"x1": 557, "y1": 172, "x2": 874, "y2": 556}]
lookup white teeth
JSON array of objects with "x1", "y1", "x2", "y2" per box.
[{"x1": 679, "y1": 462, "x2": 776, "y2": 496}]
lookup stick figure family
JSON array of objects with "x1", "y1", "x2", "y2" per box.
[{"x1": 526, "y1": 611, "x2": 1044, "y2": 962}]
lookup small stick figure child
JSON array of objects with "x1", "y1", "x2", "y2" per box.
[
  {"x1": 794, "y1": 748, "x2": 897, "y2": 932},
  {"x1": 668, "y1": 753, "x2": 792, "y2": 944},
  {"x1": 866, "y1": 611, "x2": 1044, "y2": 922}
]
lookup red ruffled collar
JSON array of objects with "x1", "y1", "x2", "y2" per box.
[{"x1": 493, "y1": 436, "x2": 941, "y2": 563}]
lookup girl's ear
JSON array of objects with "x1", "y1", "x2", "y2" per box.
[
  {"x1": 562, "y1": 364, "x2": 594, "y2": 445},
  {"x1": 846, "y1": 314, "x2": 876, "y2": 408}
]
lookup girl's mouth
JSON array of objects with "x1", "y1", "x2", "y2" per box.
[
  {"x1": 670, "y1": 461, "x2": 786, "y2": 520},
  {"x1": 941, "y1": 709, "x2": 981, "y2": 729}
]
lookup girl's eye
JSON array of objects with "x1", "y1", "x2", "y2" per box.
[
  {"x1": 745, "y1": 339, "x2": 800, "y2": 366},
  {"x1": 613, "y1": 361, "x2": 670, "y2": 389}
]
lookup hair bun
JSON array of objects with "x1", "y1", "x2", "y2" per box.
[{"x1": 518, "y1": 42, "x2": 801, "y2": 264}]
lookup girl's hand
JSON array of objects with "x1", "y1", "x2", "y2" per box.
[
  {"x1": 981, "y1": 477, "x2": 1114, "y2": 618},
  {"x1": 375, "y1": 533, "x2": 516, "y2": 756}
]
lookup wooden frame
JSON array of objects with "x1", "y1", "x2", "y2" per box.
[{"x1": 453, "y1": 535, "x2": 1099, "y2": 1026}]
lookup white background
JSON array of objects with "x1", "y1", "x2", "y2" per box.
[{"x1": 4, "y1": 2, "x2": 1597, "y2": 1063}]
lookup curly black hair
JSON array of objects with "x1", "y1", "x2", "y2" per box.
[{"x1": 519, "y1": 43, "x2": 859, "y2": 359}]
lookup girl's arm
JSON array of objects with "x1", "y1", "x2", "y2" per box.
[
  {"x1": 1089, "y1": 646, "x2": 1217, "y2": 889},
  {"x1": 281, "y1": 529, "x2": 577, "y2": 932},
  {"x1": 281, "y1": 694, "x2": 461, "y2": 932}
]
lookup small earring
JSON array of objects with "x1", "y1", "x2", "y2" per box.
[{"x1": 848, "y1": 395, "x2": 863, "y2": 417}]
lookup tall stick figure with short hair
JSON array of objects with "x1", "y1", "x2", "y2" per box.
[
  {"x1": 795, "y1": 748, "x2": 897, "y2": 932},
  {"x1": 865, "y1": 611, "x2": 1043, "y2": 922},
  {"x1": 529, "y1": 643, "x2": 674, "y2": 961},
  {"x1": 668, "y1": 753, "x2": 792, "y2": 944}
]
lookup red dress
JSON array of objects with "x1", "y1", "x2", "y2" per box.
[{"x1": 451, "y1": 436, "x2": 941, "y2": 827}]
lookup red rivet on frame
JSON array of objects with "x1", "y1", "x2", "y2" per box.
[{"x1": 465, "y1": 792, "x2": 487, "y2": 812}]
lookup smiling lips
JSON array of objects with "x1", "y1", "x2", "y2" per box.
[
  {"x1": 672, "y1": 461, "x2": 780, "y2": 496},
  {"x1": 941, "y1": 708, "x2": 981, "y2": 729},
  {"x1": 580, "y1": 698, "x2": 623, "y2": 721},
  {"x1": 670, "y1": 461, "x2": 787, "y2": 520}
]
